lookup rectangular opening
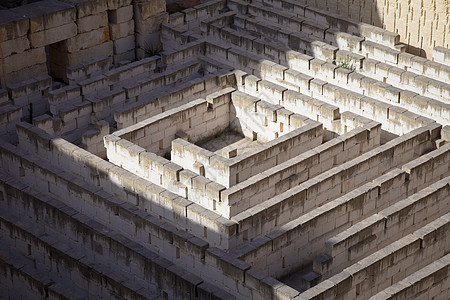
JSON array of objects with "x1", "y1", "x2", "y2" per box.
[
  {"x1": 203, "y1": 226, "x2": 207, "y2": 238},
  {"x1": 27, "y1": 244, "x2": 32, "y2": 256},
  {"x1": 159, "y1": 139, "x2": 163, "y2": 149},
  {"x1": 0, "y1": 191, "x2": 4, "y2": 201},
  {"x1": 265, "y1": 116, "x2": 268, "y2": 127},
  {"x1": 252, "y1": 131, "x2": 257, "y2": 141},
  {"x1": 344, "y1": 125, "x2": 348, "y2": 133},
  {"x1": 176, "y1": 247, "x2": 180, "y2": 259},
  {"x1": 213, "y1": 200, "x2": 216, "y2": 210},
  {"x1": 280, "y1": 122, "x2": 284, "y2": 132},
  {"x1": 19, "y1": 167, "x2": 25, "y2": 177},
  {"x1": 148, "y1": 233, "x2": 152, "y2": 244}
]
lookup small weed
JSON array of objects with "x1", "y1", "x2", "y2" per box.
[
  {"x1": 143, "y1": 42, "x2": 162, "y2": 57},
  {"x1": 214, "y1": 130, "x2": 223, "y2": 138},
  {"x1": 334, "y1": 59, "x2": 356, "y2": 71},
  {"x1": 163, "y1": 151, "x2": 171, "y2": 160}
]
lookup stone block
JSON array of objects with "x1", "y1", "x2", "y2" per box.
[
  {"x1": 77, "y1": 11, "x2": 109, "y2": 33},
  {"x1": 54, "y1": 26, "x2": 110, "y2": 53},
  {"x1": 135, "y1": 0, "x2": 166, "y2": 21},
  {"x1": 108, "y1": 5, "x2": 134, "y2": 24},
  {"x1": 135, "y1": 32, "x2": 160, "y2": 52},
  {"x1": 11, "y1": 0, "x2": 76, "y2": 33},
  {"x1": 113, "y1": 50, "x2": 136, "y2": 66},
  {"x1": 109, "y1": 19, "x2": 135, "y2": 39},
  {"x1": 113, "y1": 35, "x2": 135, "y2": 54},
  {"x1": 107, "y1": 0, "x2": 132, "y2": 10},
  {"x1": 0, "y1": 11, "x2": 30, "y2": 42},
  {"x1": 3, "y1": 47, "x2": 46, "y2": 74},
  {"x1": 50, "y1": 40, "x2": 113, "y2": 67},
  {"x1": 69, "y1": 0, "x2": 108, "y2": 18},
  {"x1": 135, "y1": 12, "x2": 169, "y2": 34},
  {"x1": 29, "y1": 22, "x2": 77, "y2": 48},
  {"x1": 302, "y1": 271, "x2": 321, "y2": 289},
  {"x1": 0, "y1": 36, "x2": 30, "y2": 57},
  {"x1": 442, "y1": 126, "x2": 450, "y2": 142}
]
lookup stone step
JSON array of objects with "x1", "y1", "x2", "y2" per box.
[
  {"x1": 232, "y1": 123, "x2": 440, "y2": 244},
  {"x1": 300, "y1": 211, "x2": 450, "y2": 299},
  {"x1": 0, "y1": 175, "x2": 209, "y2": 299},
  {"x1": 233, "y1": 161, "x2": 447, "y2": 280},
  {"x1": 0, "y1": 220, "x2": 87, "y2": 299},
  {"x1": 14, "y1": 123, "x2": 239, "y2": 250},
  {"x1": 369, "y1": 251, "x2": 450, "y2": 300},
  {"x1": 213, "y1": 7, "x2": 450, "y2": 108},
  {"x1": 114, "y1": 63, "x2": 223, "y2": 129},
  {"x1": 252, "y1": 0, "x2": 400, "y2": 49},
  {"x1": 0, "y1": 250, "x2": 83, "y2": 300},
  {"x1": 301, "y1": 271, "x2": 322, "y2": 290},
  {"x1": 0, "y1": 138, "x2": 209, "y2": 252},
  {"x1": 205, "y1": 32, "x2": 447, "y2": 130},
  {"x1": 324, "y1": 176, "x2": 450, "y2": 280},
  {"x1": 218, "y1": 97, "x2": 380, "y2": 217},
  {"x1": 0, "y1": 213, "x2": 157, "y2": 300}
]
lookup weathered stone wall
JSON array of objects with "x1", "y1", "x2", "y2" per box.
[
  {"x1": 300, "y1": 210, "x2": 450, "y2": 299},
  {"x1": 232, "y1": 123, "x2": 441, "y2": 246},
  {"x1": 237, "y1": 145, "x2": 449, "y2": 280},
  {"x1": 16, "y1": 121, "x2": 238, "y2": 249},
  {"x1": 222, "y1": 123, "x2": 380, "y2": 220},
  {"x1": 0, "y1": 0, "x2": 449, "y2": 298},
  {"x1": 0, "y1": 0, "x2": 169, "y2": 89},
  {"x1": 1, "y1": 134, "x2": 303, "y2": 299},
  {"x1": 260, "y1": 0, "x2": 449, "y2": 58}
]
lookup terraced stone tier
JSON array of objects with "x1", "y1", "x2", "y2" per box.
[{"x1": 0, "y1": 0, "x2": 448, "y2": 299}]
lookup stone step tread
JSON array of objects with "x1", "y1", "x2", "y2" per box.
[
  {"x1": 0, "y1": 240, "x2": 86, "y2": 299},
  {"x1": 368, "y1": 251, "x2": 450, "y2": 299},
  {"x1": 0, "y1": 210, "x2": 158, "y2": 300}
]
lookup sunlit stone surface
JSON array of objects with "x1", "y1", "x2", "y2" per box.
[{"x1": 0, "y1": 0, "x2": 449, "y2": 299}]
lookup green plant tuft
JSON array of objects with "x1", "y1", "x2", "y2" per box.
[
  {"x1": 335, "y1": 59, "x2": 356, "y2": 71},
  {"x1": 214, "y1": 130, "x2": 223, "y2": 138},
  {"x1": 163, "y1": 151, "x2": 171, "y2": 160},
  {"x1": 143, "y1": 42, "x2": 162, "y2": 57}
]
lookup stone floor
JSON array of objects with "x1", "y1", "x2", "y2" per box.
[{"x1": 197, "y1": 130, "x2": 263, "y2": 157}]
